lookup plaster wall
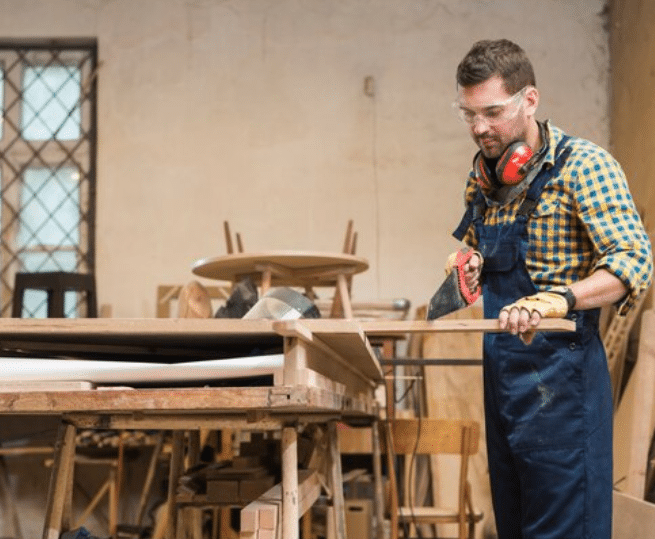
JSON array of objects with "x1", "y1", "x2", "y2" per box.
[
  {"x1": 0, "y1": 0, "x2": 610, "y2": 317},
  {"x1": 610, "y1": 0, "x2": 655, "y2": 229}
]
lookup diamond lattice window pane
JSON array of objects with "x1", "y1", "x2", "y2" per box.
[
  {"x1": 17, "y1": 166, "x2": 80, "y2": 248},
  {"x1": 21, "y1": 65, "x2": 81, "y2": 140},
  {"x1": 20, "y1": 251, "x2": 77, "y2": 273}
]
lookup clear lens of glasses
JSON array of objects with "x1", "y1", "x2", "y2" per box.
[{"x1": 453, "y1": 87, "x2": 527, "y2": 126}]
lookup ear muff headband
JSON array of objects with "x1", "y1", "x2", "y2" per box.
[{"x1": 474, "y1": 141, "x2": 534, "y2": 188}]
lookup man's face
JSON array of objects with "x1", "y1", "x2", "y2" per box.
[{"x1": 455, "y1": 75, "x2": 535, "y2": 159}]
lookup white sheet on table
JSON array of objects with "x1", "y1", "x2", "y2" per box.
[{"x1": 0, "y1": 354, "x2": 284, "y2": 385}]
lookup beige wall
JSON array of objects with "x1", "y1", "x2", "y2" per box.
[
  {"x1": 610, "y1": 0, "x2": 655, "y2": 230},
  {"x1": 0, "y1": 0, "x2": 610, "y2": 317}
]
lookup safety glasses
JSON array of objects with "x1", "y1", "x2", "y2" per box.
[{"x1": 453, "y1": 86, "x2": 529, "y2": 127}]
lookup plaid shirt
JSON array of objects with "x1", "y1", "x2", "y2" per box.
[{"x1": 461, "y1": 122, "x2": 652, "y2": 313}]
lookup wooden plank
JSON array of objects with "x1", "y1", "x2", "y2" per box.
[
  {"x1": 274, "y1": 319, "x2": 383, "y2": 381},
  {"x1": 239, "y1": 470, "x2": 321, "y2": 538},
  {"x1": 328, "y1": 422, "x2": 347, "y2": 539},
  {"x1": 42, "y1": 423, "x2": 76, "y2": 539},
  {"x1": 390, "y1": 419, "x2": 480, "y2": 455},
  {"x1": 282, "y1": 426, "x2": 299, "y2": 539},
  {"x1": 613, "y1": 491, "x2": 655, "y2": 539},
  {"x1": 360, "y1": 318, "x2": 576, "y2": 335},
  {"x1": 0, "y1": 318, "x2": 282, "y2": 361},
  {"x1": 0, "y1": 317, "x2": 277, "y2": 338},
  {"x1": 617, "y1": 309, "x2": 655, "y2": 498},
  {"x1": 0, "y1": 381, "x2": 94, "y2": 392},
  {"x1": 276, "y1": 324, "x2": 376, "y2": 395},
  {"x1": 0, "y1": 386, "x2": 373, "y2": 417},
  {"x1": 419, "y1": 305, "x2": 492, "y2": 539}
]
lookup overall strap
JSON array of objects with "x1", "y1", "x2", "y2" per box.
[
  {"x1": 452, "y1": 186, "x2": 486, "y2": 241},
  {"x1": 517, "y1": 135, "x2": 572, "y2": 217}
]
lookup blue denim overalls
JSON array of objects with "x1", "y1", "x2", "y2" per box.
[{"x1": 454, "y1": 136, "x2": 613, "y2": 538}]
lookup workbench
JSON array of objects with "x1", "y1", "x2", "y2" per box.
[{"x1": 0, "y1": 317, "x2": 383, "y2": 539}]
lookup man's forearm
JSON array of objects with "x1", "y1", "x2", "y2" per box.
[{"x1": 568, "y1": 269, "x2": 628, "y2": 310}]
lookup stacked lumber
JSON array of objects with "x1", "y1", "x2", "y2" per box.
[
  {"x1": 176, "y1": 456, "x2": 277, "y2": 506},
  {"x1": 612, "y1": 308, "x2": 655, "y2": 538},
  {"x1": 240, "y1": 470, "x2": 321, "y2": 539}
]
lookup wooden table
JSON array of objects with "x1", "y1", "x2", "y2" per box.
[
  {"x1": 191, "y1": 251, "x2": 369, "y2": 318},
  {"x1": 0, "y1": 318, "x2": 383, "y2": 539}
]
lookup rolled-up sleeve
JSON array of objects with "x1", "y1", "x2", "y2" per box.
[{"x1": 574, "y1": 152, "x2": 653, "y2": 313}]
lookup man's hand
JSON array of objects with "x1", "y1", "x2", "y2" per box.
[
  {"x1": 499, "y1": 292, "x2": 569, "y2": 344},
  {"x1": 445, "y1": 248, "x2": 483, "y2": 295}
]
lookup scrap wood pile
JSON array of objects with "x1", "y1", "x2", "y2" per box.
[
  {"x1": 606, "y1": 297, "x2": 655, "y2": 505},
  {"x1": 176, "y1": 435, "x2": 281, "y2": 506}
]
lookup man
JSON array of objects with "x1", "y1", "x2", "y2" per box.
[{"x1": 449, "y1": 39, "x2": 652, "y2": 539}]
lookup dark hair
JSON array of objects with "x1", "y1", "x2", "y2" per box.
[{"x1": 456, "y1": 39, "x2": 536, "y2": 94}]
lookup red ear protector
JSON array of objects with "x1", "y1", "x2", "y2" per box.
[{"x1": 474, "y1": 141, "x2": 534, "y2": 188}]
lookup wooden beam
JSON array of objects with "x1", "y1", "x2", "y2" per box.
[
  {"x1": 42, "y1": 423, "x2": 76, "y2": 539},
  {"x1": 613, "y1": 491, "x2": 655, "y2": 539},
  {"x1": 360, "y1": 318, "x2": 576, "y2": 335},
  {"x1": 239, "y1": 470, "x2": 321, "y2": 539},
  {"x1": 624, "y1": 309, "x2": 655, "y2": 498}
]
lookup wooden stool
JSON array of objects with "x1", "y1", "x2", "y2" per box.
[{"x1": 12, "y1": 271, "x2": 97, "y2": 318}]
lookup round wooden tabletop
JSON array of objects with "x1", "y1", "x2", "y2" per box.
[{"x1": 191, "y1": 250, "x2": 369, "y2": 287}]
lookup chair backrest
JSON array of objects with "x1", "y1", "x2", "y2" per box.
[
  {"x1": 390, "y1": 418, "x2": 480, "y2": 520},
  {"x1": 390, "y1": 418, "x2": 480, "y2": 456}
]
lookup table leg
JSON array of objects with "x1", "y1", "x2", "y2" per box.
[
  {"x1": 331, "y1": 273, "x2": 354, "y2": 319},
  {"x1": 137, "y1": 432, "x2": 165, "y2": 526},
  {"x1": 167, "y1": 431, "x2": 185, "y2": 539},
  {"x1": 383, "y1": 422, "x2": 399, "y2": 539},
  {"x1": 261, "y1": 267, "x2": 272, "y2": 295},
  {"x1": 282, "y1": 425, "x2": 299, "y2": 539},
  {"x1": 372, "y1": 421, "x2": 385, "y2": 539},
  {"x1": 327, "y1": 422, "x2": 346, "y2": 539},
  {"x1": 42, "y1": 422, "x2": 76, "y2": 539}
]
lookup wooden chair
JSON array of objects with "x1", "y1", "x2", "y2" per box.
[
  {"x1": 390, "y1": 418, "x2": 483, "y2": 539},
  {"x1": 156, "y1": 283, "x2": 231, "y2": 318},
  {"x1": 223, "y1": 220, "x2": 244, "y2": 254}
]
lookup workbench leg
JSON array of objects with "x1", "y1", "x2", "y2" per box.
[
  {"x1": 137, "y1": 432, "x2": 165, "y2": 526},
  {"x1": 42, "y1": 422, "x2": 77, "y2": 539},
  {"x1": 383, "y1": 421, "x2": 399, "y2": 539},
  {"x1": 0, "y1": 456, "x2": 23, "y2": 539},
  {"x1": 327, "y1": 422, "x2": 346, "y2": 539},
  {"x1": 282, "y1": 425, "x2": 299, "y2": 539},
  {"x1": 167, "y1": 431, "x2": 185, "y2": 539},
  {"x1": 372, "y1": 421, "x2": 385, "y2": 539},
  {"x1": 185, "y1": 431, "x2": 204, "y2": 539}
]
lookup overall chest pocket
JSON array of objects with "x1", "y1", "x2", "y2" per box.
[{"x1": 480, "y1": 240, "x2": 521, "y2": 272}]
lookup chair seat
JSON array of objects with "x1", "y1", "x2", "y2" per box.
[{"x1": 398, "y1": 505, "x2": 483, "y2": 522}]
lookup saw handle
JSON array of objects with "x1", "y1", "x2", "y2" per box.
[{"x1": 453, "y1": 248, "x2": 482, "y2": 305}]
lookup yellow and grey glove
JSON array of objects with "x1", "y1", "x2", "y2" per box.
[
  {"x1": 500, "y1": 291, "x2": 569, "y2": 319},
  {"x1": 500, "y1": 287, "x2": 575, "y2": 345}
]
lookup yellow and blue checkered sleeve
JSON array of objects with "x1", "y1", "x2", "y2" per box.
[
  {"x1": 461, "y1": 173, "x2": 479, "y2": 249},
  {"x1": 572, "y1": 147, "x2": 653, "y2": 313}
]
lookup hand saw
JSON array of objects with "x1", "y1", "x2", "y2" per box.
[{"x1": 426, "y1": 248, "x2": 482, "y2": 320}]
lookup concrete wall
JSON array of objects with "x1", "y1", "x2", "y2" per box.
[{"x1": 0, "y1": 0, "x2": 610, "y2": 317}]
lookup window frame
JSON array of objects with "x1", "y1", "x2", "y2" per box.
[{"x1": 0, "y1": 39, "x2": 97, "y2": 317}]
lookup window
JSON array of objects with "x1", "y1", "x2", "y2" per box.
[{"x1": 0, "y1": 40, "x2": 97, "y2": 317}]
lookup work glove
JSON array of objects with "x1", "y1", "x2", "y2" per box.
[
  {"x1": 499, "y1": 290, "x2": 570, "y2": 344},
  {"x1": 444, "y1": 248, "x2": 483, "y2": 297}
]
